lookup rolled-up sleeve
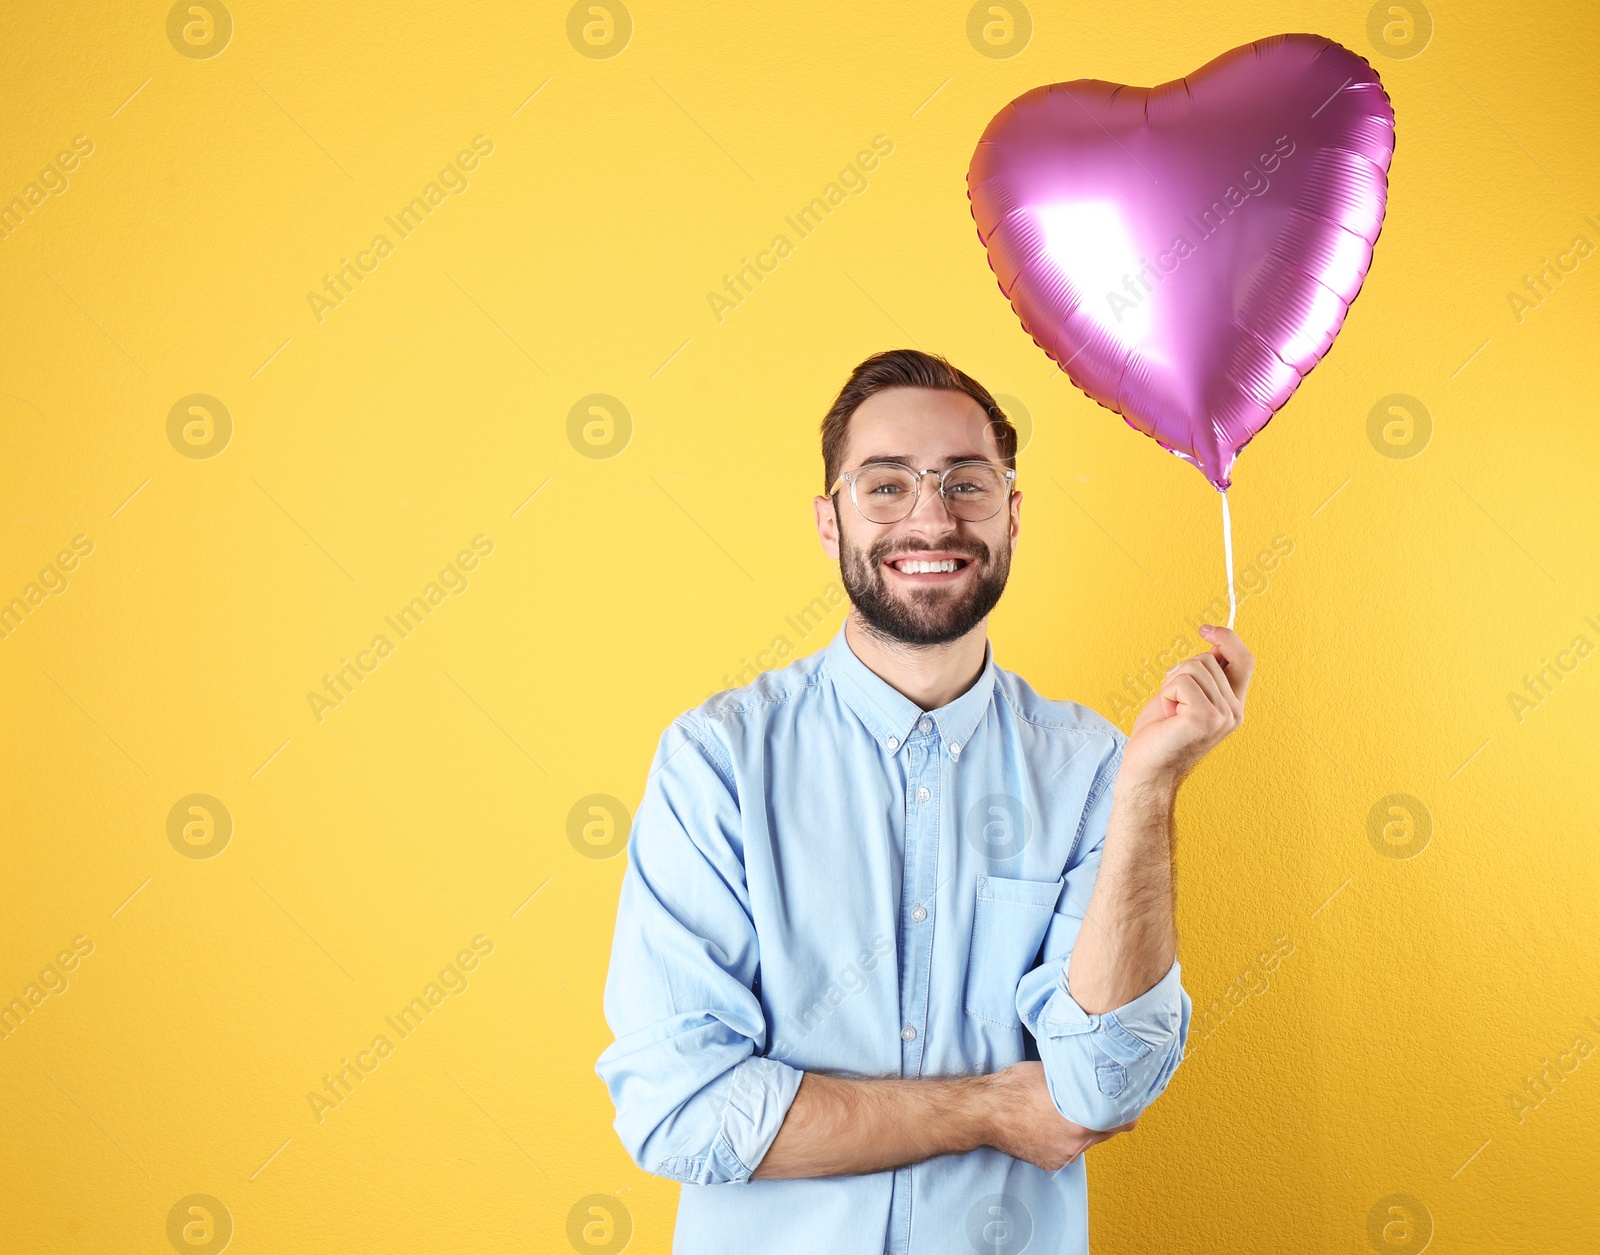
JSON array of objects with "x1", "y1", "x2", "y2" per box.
[
  {"x1": 595, "y1": 716, "x2": 804, "y2": 1184},
  {"x1": 1015, "y1": 732, "x2": 1192, "y2": 1131}
]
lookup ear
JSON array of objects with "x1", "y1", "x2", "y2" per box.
[
  {"x1": 1009, "y1": 487, "x2": 1022, "y2": 550},
  {"x1": 814, "y1": 494, "x2": 841, "y2": 560}
]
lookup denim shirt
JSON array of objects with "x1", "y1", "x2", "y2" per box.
[{"x1": 595, "y1": 620, "x2": 1191, "y2": 1255}]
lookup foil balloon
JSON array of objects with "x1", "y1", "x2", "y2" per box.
[{"x1": 967, "y1": 33, "x2": 1395, "y2": 492}]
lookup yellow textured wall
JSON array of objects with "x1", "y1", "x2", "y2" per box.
[{"x1": 2, "y1": 1, "x2": 1596, "y2": 1251}]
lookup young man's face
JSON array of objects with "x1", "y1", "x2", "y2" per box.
[{"x1": 814, "y1": 386, "x2": 1023, "y2": 647}]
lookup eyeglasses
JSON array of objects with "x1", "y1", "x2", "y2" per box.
[{"x1": 829, "y1": 460, "x2": 1017, "y2": 524}]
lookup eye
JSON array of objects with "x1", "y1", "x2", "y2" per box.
[
  {"x1": 944, "y1": 465, "x2": 1002, "y2": 495},
  {"x1": 857, "y1": 468, "x2": 915, "y2": 496}
]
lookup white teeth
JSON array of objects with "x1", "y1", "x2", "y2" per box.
[{"x1": 894, "y1": 559, "x2": 959, "y2": 574}]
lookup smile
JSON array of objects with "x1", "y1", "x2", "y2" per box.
[{"x1": 884, "y1": 554, "x2": 974, "y2": 580}]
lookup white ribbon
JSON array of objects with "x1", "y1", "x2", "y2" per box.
[{"x1": 1220, "y1": 488, "x2": 1237, "y2": 630}]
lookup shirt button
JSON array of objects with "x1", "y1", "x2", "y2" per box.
[
  {"x1": 900, "y1": 1025, "x2": 916, "y2": 1042},
  {"x1": 919, "y1": 717, "x2": 932, "y2": 733},
  {"x1": 916, "y1": 786, "x2": 930, "y2": 803},
  {"x1": 887, "y1": 737, "x2": 899, "y2": 750},
  {"x1": 950, "y1": 742, "x2": 962, "y2": 758},
  {"x1": 911, "y1": 904, "x2": 927, "y2": 922}
]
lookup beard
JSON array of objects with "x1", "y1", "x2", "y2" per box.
[{"x1": 837, "y1": 518, "x2": 1011, "y2": 647}]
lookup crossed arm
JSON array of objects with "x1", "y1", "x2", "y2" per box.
[{"x1": 752, "y1": 769, "x2": 1179, "y2": 1179}]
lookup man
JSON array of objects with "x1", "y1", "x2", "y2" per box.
[{"x1": 595, "y1": 348, "x2": 1253, "y2": 1254}]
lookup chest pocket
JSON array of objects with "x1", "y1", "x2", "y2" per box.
[{"x1": 964, "y1": 873, "x2": 1065, "y2": 1026}]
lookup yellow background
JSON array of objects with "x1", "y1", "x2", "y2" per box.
[{"x1": 2, "y1": 0, "x2": 1596, "y2": 1251}]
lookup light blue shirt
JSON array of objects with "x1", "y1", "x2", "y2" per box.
[{"x1": 596, "y1": 620, "x2": 1191, "y2": 1255}]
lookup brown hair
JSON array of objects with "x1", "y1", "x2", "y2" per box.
[{"x1": 819, "y1": 348, "x2": 1018, "y2": 495}]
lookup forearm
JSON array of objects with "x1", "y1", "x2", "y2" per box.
[
  {"x1": 1066, "y1": 771, "x2": 1178, "y2": 1014},
  {"x1": 750, "y1": 1070, "x2": 991, "y2": 1179}
]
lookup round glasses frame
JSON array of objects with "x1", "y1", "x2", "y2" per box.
[{"x1": 828, "y1": 460, "x2": 1018, "y2": 524}]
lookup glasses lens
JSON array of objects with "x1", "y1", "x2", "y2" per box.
[
  {"x1": 853, "y1": 464, "x2": 919, "y2": 521},
  {"x1": 942, "y1": 463, "x2": 1007, "y2": 520}
]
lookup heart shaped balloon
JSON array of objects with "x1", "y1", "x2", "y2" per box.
[{"x1": 968, "y1": 33, "x2": 1395, "y2": 490}]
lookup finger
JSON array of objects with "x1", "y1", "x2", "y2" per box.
[
  {"x1": 1190, "y1": 652, "x2": 1242, "y2": 720},
  {"x1": 1168, "y1": 656, "x2": 1228, "y2": 713},
  {"x1": 1197, "y1": 625, "x2": 1254, "y2": 692},
  {"x1": 1198, "y1": 625, "x2": 1255, "y2": 699},
  {"x1": 1159, "y1": 673, "x2": 1209, "y2": 712},
  {"x1": 1196, "y1": 653, "x2": 1241, "y2": 720},
  {"x1": 1160, "y1": 672, "x2": 1214, "y2": 717}
]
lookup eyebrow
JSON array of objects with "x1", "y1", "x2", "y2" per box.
[{"x1": 855, "y1": 453, "x2": 994, "y2": 469}]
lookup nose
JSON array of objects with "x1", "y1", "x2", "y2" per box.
[{"x1": 905, "y1": 470, "x2": 958, "y2": 526}]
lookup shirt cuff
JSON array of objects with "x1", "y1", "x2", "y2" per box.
[
  {"x1": 1041, "y1": 958, "x2": 1185, "y2": 1048},
  {"x1": 709, "y1": 1054, "x2": 805, "y2": 1181}
]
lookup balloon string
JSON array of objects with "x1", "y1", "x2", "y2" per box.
[{"x1": 1221, "y1": 488, "x2": 1236, "y2": 629}]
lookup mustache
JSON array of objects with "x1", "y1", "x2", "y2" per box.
[{"x1": 873, "y1": 541, "x2": 988, "y2": 563}]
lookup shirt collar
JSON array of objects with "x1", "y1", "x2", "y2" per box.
[{"x1": 823, "y1": 618, "x2": 998, "y2": 757}]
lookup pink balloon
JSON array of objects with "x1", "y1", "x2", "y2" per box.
[{"x1": 968, "y1": 33, "x2": 1395, "y2": 491}]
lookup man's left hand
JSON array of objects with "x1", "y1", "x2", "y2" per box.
[{"x1": 1121, "y1": 624, "x2": 1254, "y2": 793}]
